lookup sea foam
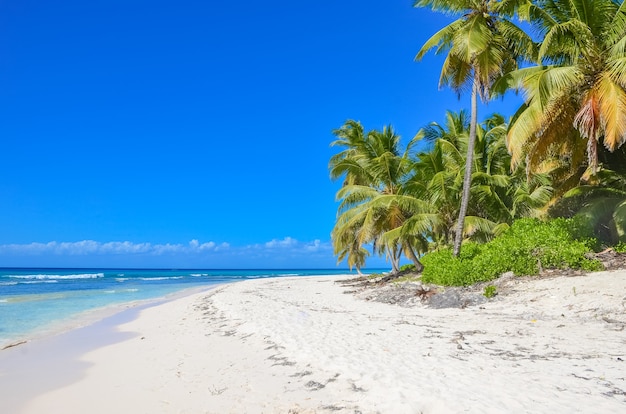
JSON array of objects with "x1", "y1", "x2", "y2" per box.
[
  {"x1": 138, "y1": 277, "x2": 184, "y2": 281},
  {"x1": 8, "y1": 273, "x2": 105, "y2": 280}
]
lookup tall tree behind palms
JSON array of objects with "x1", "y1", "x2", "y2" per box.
[{"x1": 414, "y1": 0, "x2": 534, "y2": 256}]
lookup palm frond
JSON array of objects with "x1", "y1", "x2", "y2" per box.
[
  {"x1": 415, "y1": 19, "x2": 464, "y2": 61},
  {"x1": 463, "y1": 215, "x2": 499, "y2": 239},
  {"x1": 596, "y1": 72, "x2": 626, "y2": 151}
]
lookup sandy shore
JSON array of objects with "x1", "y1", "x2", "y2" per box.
[{"x1": 1, "y1": 271, "x2": 625, "y2": 413}]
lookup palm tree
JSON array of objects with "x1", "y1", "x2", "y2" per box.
[
  {"x1": 329, "y1": 120, "x2": 370, "y2": 187},
  {"x1": 414, "y1": 0, "x2": 534, "y2": 256},
  {"x1": 329, "y1": 120, "x2": 372, "y2": 272},
  {"x1": 332, "y1": 216, "x2": 370, "y2": 275},
  {"x1": 503, "y1": 0, "x2": 626, "y2": 176},
  {"x1": 407, "y1": 113, "x2": 500, "y2": 242},
  {"x1": 329, "y1": 113, "x2": 552, "y2": 272},
  {"x1": 398, "y1": 111, "x2": 552, "y2": 250},
  {"x1": 330, "y1": 122, "x2": 424, "y2": 273},
  {"x1": 471, "y1": 112, "x2": 552, "y2": 223},
  {"x1": 401, "y1": 111, "x2": 470, "y2": 248}
]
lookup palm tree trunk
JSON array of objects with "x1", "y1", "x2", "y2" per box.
[
  {"x1": 405, "y1": 244, "x2": 424, "y2": 273},
  {"x1": 453, "y1": 76, "x2": 479, "y2": 257},
  {"x1": 587, "y1": 132, "x2": 598, "y2": 175},
  {"x1": 389, "y1": 245, "x2": 400, "y2": 274}
]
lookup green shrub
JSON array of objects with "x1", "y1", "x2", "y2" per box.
[
  {"x1": 399, "y1": 264, "x2": 416, "y2": 272},
  {"x1": 421, "y1": 248, "x2": 475, "y2": 286},
  {"x1": 615, "y1": 242, "x2": 626, "y2": 253},
  {"x1": 483, "y1": 285, "x2": 497, "y2": 298},
  {"x1": 421, "y1": 218, "x2": 603, "y2": 286}
]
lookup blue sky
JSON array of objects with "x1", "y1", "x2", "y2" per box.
[{"x1": 0, "y1": 1, "x2": 522, "y2": 269}]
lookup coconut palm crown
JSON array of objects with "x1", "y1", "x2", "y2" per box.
[{"x1": 502, "y1": 0, "x2": 626, "y2": 175}]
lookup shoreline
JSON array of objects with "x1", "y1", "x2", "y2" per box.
[
  {"x1": 0, "y1": 284, "x2": 220, "y2": 350},
  {"x1": 0, "y1": 285, "x2": 224, "y2": 413},
  {"x1": 1, "y1": 272, "x2": 625, "y2": 413},
  {"x1": 0, "y1": 269, "x2": 364, "y2": 351}
]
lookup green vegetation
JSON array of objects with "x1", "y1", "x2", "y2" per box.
[
  {"x1": 483, "y1": 285, "x2": 497, "y2": 299},
  {"x1": 329, "y1": 122, "x2": 425, "y2": 274},
  {"x1": 399, "y1": 264, "x2": 416, "y2": 272},
  {"x1": 421, "y1": 219, "x2": 603, "y2": 286},
  {"x1": 499, "y1": 0, "x2": 626, "y2": 176},
  {"x1": 329, "y1": 1, "x2": 626, "y2": 282},
  {"x1": 415, "y1": 0, "x2": 533, "y2": 257}
]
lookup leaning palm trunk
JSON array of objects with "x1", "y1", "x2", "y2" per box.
[
  {"x1": 389, "y1": 245, "x2": 401, "y2": 274},
  {"x1": 404, "y1": 244, "x2": 424, "y2": 272},
  {"x1": 453, "y1": 76, "x2": 479, "y2": 257}
]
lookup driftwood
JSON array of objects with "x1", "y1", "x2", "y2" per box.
[
  {"x1": 2, "y1": 340, "x2": 27, "y2": 350},
  {"x1": 337, "y1": 268, "x2": 419, "y2": 289}
]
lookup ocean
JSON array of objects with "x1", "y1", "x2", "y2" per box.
[{"x1": 0, "y1": 268, "x2": 373, "y2": 348}]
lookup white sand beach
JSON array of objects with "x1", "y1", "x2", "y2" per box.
[{"x1": 1, "y1": 271, "x2": 626, "y2": 413}]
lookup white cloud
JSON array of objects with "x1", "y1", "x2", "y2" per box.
[
  {"x1": 189, "y1": 240, "x2": 227, "y2": 252},
  {"x1": 264, "y1": 237, "x2": 297, "y2": 248},
  {"x1": 214, "y1": 242, "x2": 230, "y2": 251},
  {"x1": 255, "y1": 237, "x2": 332, "y2": 255},
  {"x1": 0, "y1": 237, "x2": 330, "y2": 258},
  {"x1": 0, "y1": 239, "x2": 228, "y2": 256},
  {"x1": 304, "y1": 239, "x2": 323, "y2": 252},
  {"x1": 0, "y1": 236, "x2": 376, "y2": 268}
]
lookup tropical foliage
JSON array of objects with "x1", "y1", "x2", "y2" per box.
[
  {"x1": 421, "y1": 218, "x2": 602, "y2": 286},
  {"x1": 329, "y1": 0, "x2": 626, "y2": 280},
  {"x1": 550, "y1": 169, "x2": 626, "y2": 244},
  {"x1": 402, "y1": 111, "x2": 550, "y2": 247},
  {"x1": 501, "y1": 0, "x2": 626, "y2": 175},
  {"x1": 329, "y1": 121, "x2": 426, "y2": 273},
  {"x1": 414, "y1": 0, "x2": 535, "y2": 256},
  {"x1": 330, "y1": 113, "x2": 552, "y2": 274}
]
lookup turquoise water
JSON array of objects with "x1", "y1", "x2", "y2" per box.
[{"x1": 0, "y1": 268, "x2": 375, "y2": 346}]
